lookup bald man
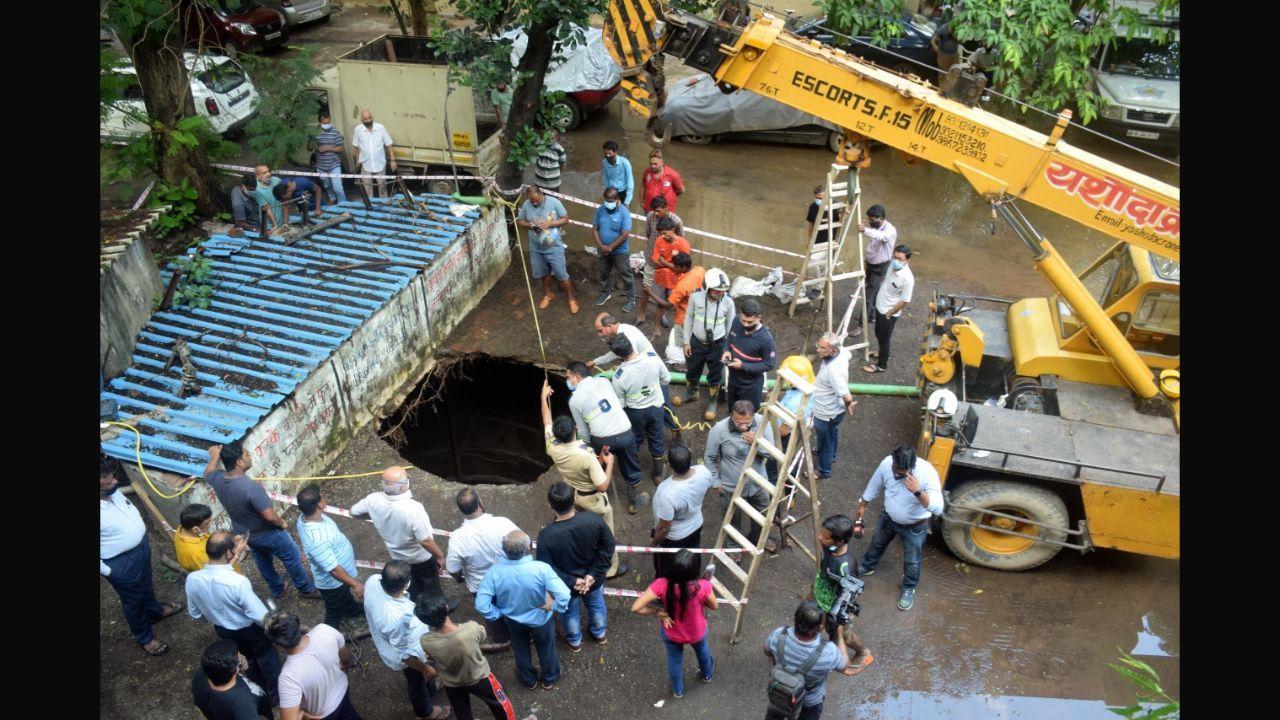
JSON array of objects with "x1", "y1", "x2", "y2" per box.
[
  {"x1": 352, "y1": 467, "x2": 445, "y2": 603},
  {"x1": 353, "y1": 109, "x2": 395, "y2": 199}
]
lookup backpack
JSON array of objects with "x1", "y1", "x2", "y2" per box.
[{"x1": 766, "y1": 630, "x2": 825, "y2": 719}]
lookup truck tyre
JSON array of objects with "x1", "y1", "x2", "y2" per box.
[
  {"x1": 679, "y1": 134, "x2": 713, "y2": 145},
  {"x1": 551, "y1": 97, "x2": 583, "y2": 132},
  {"x1": 942, "y1": 480, "x2": 1069, "y2": 571}
]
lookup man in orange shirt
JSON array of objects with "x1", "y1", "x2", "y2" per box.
[
  {"x1": 638, "y1": 216, "x2": 692, "y2": 326},
  {"x1": 645, "y1": 252, "x2": 703, "y2": 361}
]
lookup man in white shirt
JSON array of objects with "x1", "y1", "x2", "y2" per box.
[
  {"x1": 352, "y1": 467, "x2": 446, "y2": 604},
  {"x1": 609, "y1": 333, "x2": 671, "y2": 483},
  {"x1": 810, "y1": 332, "x2": 858, "y2": 481},
  {"x1": 99, "y1": 457, "x2": 182, "y2": 657},
  {"x1": 264, "y1": 610, "x2": 361, "y2": 720},
  {"x1": 854, "y1": 203, "x2": 898, "y2": 337},
  {"x1": 186, "y1": 531, "x2": 281, "y2": 705},
  {"x1": 352, "y1": 108, "x2": 396, "y2": 199},
  {"x1": 564, "y1": 360, "x2": 647, "y2": 514},
  {"x1": 854, "y1": 444, "x2": 944, "y2": 612},
  {"x1": 364, "y1": 561, "x2": 449, "y2": 720},
  {"x1": 865, "y1": 244, "x2": 915, "y2": 374},
  {"x1": 444, "y1": 487, "x2": 519, "y2": 651}
]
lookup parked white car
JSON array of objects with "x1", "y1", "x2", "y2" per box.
[{"x1": 101, "y1": 52, "x2": 260, "y2": 142}]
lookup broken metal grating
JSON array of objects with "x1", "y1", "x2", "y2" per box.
[{"x1": 100, "y1": 194, "x2": 482, "y2": 477}]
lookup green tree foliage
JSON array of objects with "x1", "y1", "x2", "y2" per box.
[
  {"x1": 239, "y1": 48, "x2": 322, "y2": 168},
  {"x1": 819, "y1": 0, "x2": 1178, "y2": 125},
  {"x1": 429, "y1": 0, "x2": 608, "y2": 189}
]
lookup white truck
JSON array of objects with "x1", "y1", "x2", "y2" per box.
[{"x1": 312, "y1": 35, "x2": 503, "y2": 195}]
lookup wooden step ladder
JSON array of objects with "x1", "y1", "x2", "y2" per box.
[
  {"x1": 787, "y1": 163, "x2": 871, "y2": 360},
  {"x1": 708, "y1": 366, "x2": 823, "y2": 643}
]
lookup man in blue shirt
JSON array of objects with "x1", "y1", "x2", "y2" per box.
[
  {"x1": 516, "y1": 184, "x2": 580, "y2": 314},
  {"x1": 475, "y1": 530, "x2": 571, "y2": 690},
  {"x1": 253, "y1": 165, "x2": 283, "y2": 233},
  {"x1": 187, "y1": 531, "x2": 282, "y2": 706},
  {"x1": 601, "y1": 140, "x2": 634, "y2": 205},
  {"x1": 310, "y1": 110, "x2": 346, "y2": 205},
  {"x1": 296, "y1": 483, "x2": 365, "y2": 631},
  {"x1": 273, "y1": 176, "x2": 324, "y2": 221},
  {"x1": 592, "y1": 186, "x2": 635, "y2": 313}
]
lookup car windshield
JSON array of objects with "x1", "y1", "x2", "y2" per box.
[
  {"x1": 1103, "y1": 37, "x2": 1179, "y2": 80},
  {"x1": 197, "y1": 61, "x2": 247, "y2": 94},
  {"x1": 214, "y1": 0, "x2": 262, "y2": 13}
]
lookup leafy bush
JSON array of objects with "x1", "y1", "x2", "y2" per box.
[
  {"x1": 150, "y1": 179, "x2": 201, "y2": 238},
  {"x1": 171, "y1": 254, "x2": 216, "y2": 310}
]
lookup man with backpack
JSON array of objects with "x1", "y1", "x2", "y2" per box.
[{"x1": 762, "y1": 601, "x2": 849, "y2": 720}]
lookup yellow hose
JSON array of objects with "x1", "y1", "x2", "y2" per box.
[{"x1": 102, "y1": 421, "x2": 200, "y2": 499}]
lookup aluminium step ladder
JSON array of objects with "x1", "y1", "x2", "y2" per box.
[{"x1": 708, "y1": 366, "x2": 823, "y2": 643}]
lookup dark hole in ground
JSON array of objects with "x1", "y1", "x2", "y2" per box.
[{"x1": 380, "y1": 354, "x2": 572, "y2": 485}]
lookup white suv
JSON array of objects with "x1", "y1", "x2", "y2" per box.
[
  {"x1": 101, "y1": 52, "x2": 260, "y2": 142},
  {"x1": 1089, "y1": 11, "x2": 1179, "y2": 150}
]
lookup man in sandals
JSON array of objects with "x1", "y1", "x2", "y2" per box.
[
  {"x1": 864, "y1": 244, "x2": 914, "y2": 375},
  {"x1": 100, "y1": 456, "x2": 183, "y2": 656},
  {"x1": 812, "y1": 333, "x2": 857, "y2": 481},
  {"x1": 516, "y1": 184, "x2": 579, "y2": 314}
]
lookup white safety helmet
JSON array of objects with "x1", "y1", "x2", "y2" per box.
[{"x1": 705, "y1": 268, "x2": 731, "y2": 292}]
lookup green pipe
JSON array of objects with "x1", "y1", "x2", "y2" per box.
[
  {"x1": 450, "y1": 192, "x2": 492, "y2": 206},
  {"x1": 592, "y1": 370, "x2": 918, "y2": 397}
]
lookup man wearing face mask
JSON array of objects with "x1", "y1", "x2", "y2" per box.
[
  {"x1": 592, "y1": 186, "x2": 636, "y2": 312},
  {"x1": 854, "y1": 444, "x2": 944, "y2": 611},
  {"x1": 721, "y1": 297, "x2": 777, "y2": 412},
  {"x1": 565, "y1": 360, "x2": 649, "y2": 515},
  {"x1": 310, "y1": 110, "x2": 346, "y2": 205},
  {"x1": 854, "y1": 204, "x2": 897, "y2": 338},
  {"x1": 353, "y1": 109, "x2": 396, "y2": 199},
  {"x1": 674, "y1": 268, "x2": 734, "y2": 421},
  {"x1": 705, "y1": 400, "x2": 778, "y2": 553},
  {"x1": 100, "y1": 456, "x2": 183, "y2": 657},
  {"x1": 864, "y1": 244, "x2": 914, "y2": 374},
  {"x1": 811, "y1": 332, "x2": 857, "y2": 481}
]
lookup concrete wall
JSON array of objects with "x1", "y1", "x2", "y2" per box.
[
  {"x1": 127, "y1": 205, "x2": 511, "y2": 528},
  {"x1": 100, "y1": 210, "x2": 165, "y2": 381}
]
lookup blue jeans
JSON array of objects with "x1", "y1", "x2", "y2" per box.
[
  {"x1": 858, "y1": 510, "x2": 928, "y2": 590},
  {"x1": 559, "y1": 585, "x2": 607, "y2": 646},
  {"x1": 103, "y1": 535, "x2": 165, "y2": 646},
  {"x1": 591, "y1": 431, "x2": 641, "y2": 486},
  {"x1": 505, "y1": 616, "x2": 560, "y2": 687},
  {"x1": 660, "y1": 627, "x2": 713, "y2": 696},
  {"x1": 625, "y1": 405, "x2": 666, "y2": 460},
  {"x1": 319, "y1": 165, "x2": 347, "y2": 205},
  {"x1": 812, "y1": 411, "x2": 846, "y2": 478},
  {"x1": 248, "y1": 528, "x2": 315, "y2": 598}
]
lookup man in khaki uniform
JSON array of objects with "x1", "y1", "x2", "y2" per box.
[{"x1": 541, "y1": 381, "x2": 630, "y2": 579}]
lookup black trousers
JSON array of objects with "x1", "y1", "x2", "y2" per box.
[
  {"x1": 321, "y1": 688, "x2": 363, "y2": 720},
  {"x1": 409, "y1": 557, "x2": 444, "y2": 605},
  {"x1": 320, "y1": 585, "x2": 364, "y2": 630},
  {"x1": 402, "y1": 666, "x2": 439, "y2": 718},
  {"x1": 444, "y1": 673, "x2": 517, "y2": 720},
  {"x1": 726, "y1": 374, "x2": 765, "y2": 412},
  {"x1": 864, "y1": 261, "x2": 889, "y2": 323},
  {"x1": 653, "y1": 524, "x2": 704, "y2": 578},
  {"x1": 873, "y1": 309, "x2": 899, "y2": 370},
  {"x1": 686, "y1": 336, "x2": 726, "y2": 388},
  {"x1": 215, "y1": 624, "x2": 282, "y2": 705}
]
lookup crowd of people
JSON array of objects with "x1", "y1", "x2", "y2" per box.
[{"x1": 102, "y1": 137, "x2": 937, "y2": 720}]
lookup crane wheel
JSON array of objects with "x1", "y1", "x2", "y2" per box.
[{"x1": 942, "y1": 480, "x2": 1069, "y2": 571}]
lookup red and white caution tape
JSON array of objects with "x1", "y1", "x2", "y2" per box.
[
  {"x1": 131, "y1": 180, "x2": 156, "y2": 210},
  {"x1": 213, "y1": 162, "x2": 485, "y2": 182},
  {"x1": 267, "y1": 489, "x2": 753, "y2": 556}
]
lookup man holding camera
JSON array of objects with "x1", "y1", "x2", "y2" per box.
[
  {"x1": 812, "y1": 515, "x2": 873, "y2": 676},
  {"x1": 854, "y1": 444, "x2": 945, "y2": 611},
  {"x1": 762, "y1": 601, "x2": 848, "y2": 720}
]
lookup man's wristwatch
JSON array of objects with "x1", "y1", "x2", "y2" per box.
[{"x1": 913, "y1": 490, "x2": 923, "y2": 498}]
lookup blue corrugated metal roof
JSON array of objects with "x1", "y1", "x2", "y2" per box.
[{"x1": 101, "y1": 194, "x2": 484, "y2": 477}]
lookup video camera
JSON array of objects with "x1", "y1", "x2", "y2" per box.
[{"x1": 826, "y1": 570, "x2": 866, "y2": 627}]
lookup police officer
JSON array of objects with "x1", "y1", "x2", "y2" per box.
[
  {"x1": 673, "y1": 268, "x2": 735, "y2": 421},
  {"x1": 565, "y1": 361, "x2": 650, "y2": 515},
  {"x1": 609, "y1": 334, "x2": 671, "y2": 484}
]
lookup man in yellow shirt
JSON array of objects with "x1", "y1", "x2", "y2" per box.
[
  {"x1": 540, "y1": 380, "x2": 629, "y2": 579},
  {"x1": 174, "y1": 504, "x2": 246, "y2": 573}
]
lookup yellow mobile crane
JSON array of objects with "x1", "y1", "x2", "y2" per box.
[{"x1": 604, "y1": 5, "x2": 1179, "y2": 571}]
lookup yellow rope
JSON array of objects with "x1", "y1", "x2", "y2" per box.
[
  {"x1": 102, "y1": 421, "x2": 201, "y2": 499},
  {"x1": 490, "y1": 184, "x2": 550, "y2": 374},
  {"x1": 665, "y1": 404, "x2": 714, "y2": 432}
]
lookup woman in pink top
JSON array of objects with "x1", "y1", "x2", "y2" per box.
[{"x1": 630, "y1": 549, "x2": 718, "y2": 698}]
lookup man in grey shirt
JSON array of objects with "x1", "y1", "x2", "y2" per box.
[
  {"x1": 810, "y1": 333, "x2": 857, "y2": 481},
  {"x1": 230, "y1": 175, "x2": 260, "y2": 232},
  {"x1": 609, "y1": 333, "x2": 671, "y2": 482},
  {"x1": 763, "y1": 601, "x2": 849, "y2": 719},
  {"x1": 706, "y1": 400, "x2": 777, "y2": 553},
  {"x1": 650, "y1": 445, "x2": 712, "y2": 577}
]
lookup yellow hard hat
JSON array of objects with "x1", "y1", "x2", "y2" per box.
[{"x1": 780, "y1": 355, "x2": 815, "y2": 384}]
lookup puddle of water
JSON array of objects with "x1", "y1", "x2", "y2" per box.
[
  {"x1": 1131, "y1": 612, "x2": 1175, "y2": 658},
  {"x1": 852, "y1": 691, "x2": 1133, "y2": 719}
]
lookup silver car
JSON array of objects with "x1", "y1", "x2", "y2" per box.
[{"x1": 258, "y1": 0, "x2": 331, "y2": 27}]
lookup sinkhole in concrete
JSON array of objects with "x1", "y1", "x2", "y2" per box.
[{"x1": 380, "y1": 354, "x2": 572, "y2": 485}]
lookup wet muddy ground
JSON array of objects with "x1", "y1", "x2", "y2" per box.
[{"x1": 101, "y1": 7, "x2": 1178, "y2": 719}]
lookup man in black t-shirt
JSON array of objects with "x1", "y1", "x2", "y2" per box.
[
  {"x1": 192, "y1": 639, "x2": 274, "y2": 720},
  {"x1": 811, "y1": 515, "x2": 874, "y2": 677},
  {"x1": 805, "y1": 185, "x2": 845, "y2": 247},
  {"x1": 536, "y1": 481, "x2": 616, "y2": 650}
]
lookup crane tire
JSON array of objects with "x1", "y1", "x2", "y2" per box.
[{"x1": 942, "y1": 480, "x2": 1070, "y2": 571}]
